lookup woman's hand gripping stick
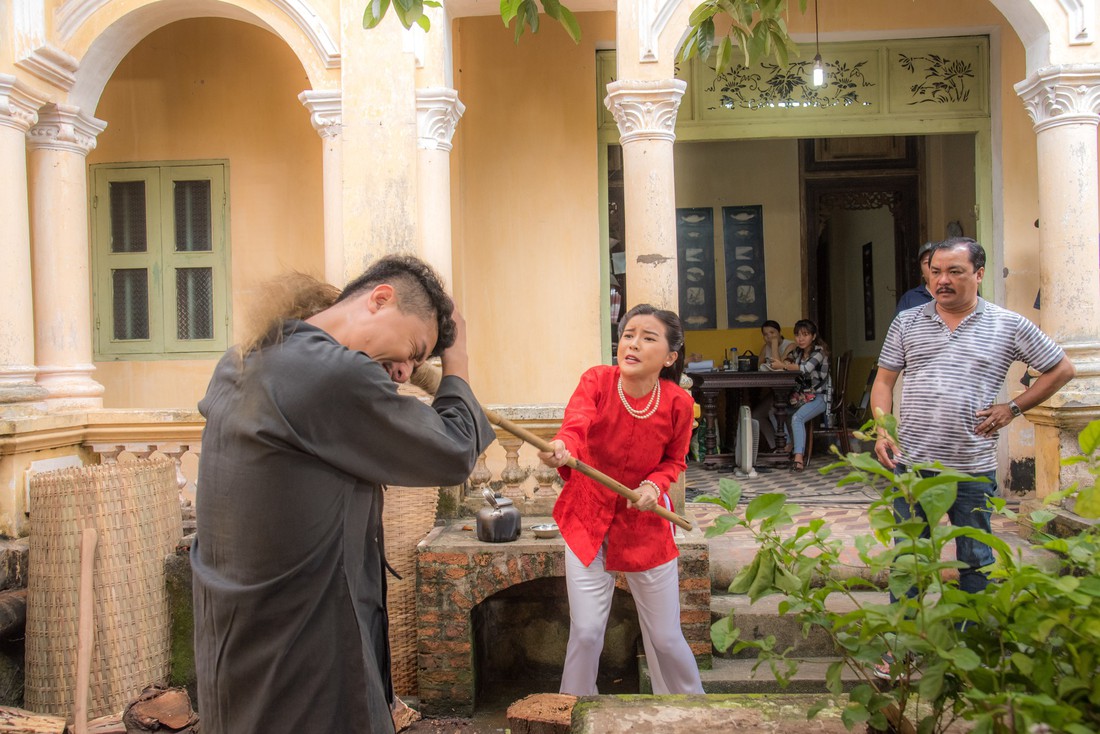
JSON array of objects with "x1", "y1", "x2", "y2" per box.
[{"x1": 411, "y1": 364, "x2": 693, "y2": 532}]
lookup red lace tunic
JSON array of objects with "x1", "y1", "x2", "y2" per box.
[{"x1": 551, "y1": 365, "x2": 693, "y2": 572}]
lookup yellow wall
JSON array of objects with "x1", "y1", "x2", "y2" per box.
[
  {"x1": 451, "y1": 13, "x2": 616, "y2": 405},
  {"x1": 78, "y1": 0, "x2": 1044, "y2": 424},
  {"x1": 88, "y1": 18, "x2": 324, "y2": 409}
]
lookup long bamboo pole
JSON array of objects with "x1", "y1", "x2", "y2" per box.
[{"x1": 412, "y1": 366, "x2": 693, "y2": 532}]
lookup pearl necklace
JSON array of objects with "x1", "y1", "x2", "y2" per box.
[{"x1": 618, "y1": 376, "x2": 661, "y2": 420}]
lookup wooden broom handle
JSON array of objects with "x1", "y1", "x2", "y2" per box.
[
  {"x1": 74, "y1": 527, "x2": 97, "y2": 734},
  {"x1": 413, "y1": 365, "x2": 693, "y2": 532}
]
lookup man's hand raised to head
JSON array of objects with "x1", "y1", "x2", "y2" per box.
[{"x1": 441, "y1": 308, "x2": 470, "y2": 383}]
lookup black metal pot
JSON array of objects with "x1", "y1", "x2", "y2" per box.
[
  {"x1": 738, "y1": 350, "x2": 759, "y2": 372},
  {"x1": 476, "y1": 488, "x2": 522, "y2": 542}
]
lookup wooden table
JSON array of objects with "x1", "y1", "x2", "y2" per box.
[{"x1": 687, "y1": 369, "x2": 799, "y2": 469}]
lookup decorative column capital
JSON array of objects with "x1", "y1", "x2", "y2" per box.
[
  {"x1": 298, "y1": 89, "x2": 342, "y2": 139},
  {"x1": 415, "y1": 88, "x2": 465, "y2": 152},
  {"x1": 26, "y1": 103, "x2": 106, "y2": 154},
  {"x1": 603, "y1": 79, "x2": 687, "y2": 144},
  {"x1": 1015, "y1": 64, "x2": 1100, "y2": 132},
  {"x1": 0, "y1": 74, "x2": 46, "y2": 133}
]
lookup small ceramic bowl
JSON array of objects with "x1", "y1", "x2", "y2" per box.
[{"x1": 531, "y1": 523, "x2": 560, "y2": 539}]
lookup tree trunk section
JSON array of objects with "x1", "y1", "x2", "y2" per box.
[
  {"x1": 120, "y1": 686, "x2": 198, "y2": 734},
  {"x1": 0, "y1": 590, "x2": 27, "y2": 640},
  {"x1": 0, "y1": 707, "x2": 66, "y2": 733},
  {"x1": 506, "y1": 694, "x2": 576, "y2": 734}
]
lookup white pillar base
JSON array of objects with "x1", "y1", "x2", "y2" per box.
[
  {"x1": 0, "y1": 365, "x2": 48, "y2": 417},
  {"x1": 36, "y1": 364, "x2": 104, "y2": 411}
]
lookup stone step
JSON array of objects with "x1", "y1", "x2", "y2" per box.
[
  {"x1": 701, "y1": 656, "x2": 867, "y2": 694},
  {"x1": 641, "y1": 655, "x2": 867, "y2": 695},
  {"x1": 571, "y1": 693, "x2": 854, "y2": 733},
  {"x1": 707, "y1": 545, "x2": 884, "y2": 593},
  {"x1": 703, "y1": 508, "x2": 1060, "y2": 593},
  {"x1": 709, "y1": 591, "x2": 888, "y2": 659}
]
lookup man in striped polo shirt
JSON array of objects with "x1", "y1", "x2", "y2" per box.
[{"x1": 871, "y1": 237, "x2": 1075, "y2": 597}]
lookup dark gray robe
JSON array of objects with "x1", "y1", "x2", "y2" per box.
[{"x1": 192, "y1": 321, "x2": 493, "y2": 734}]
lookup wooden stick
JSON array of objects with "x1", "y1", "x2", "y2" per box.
[
  {"x1": 412, "y1": 366, "x2": 693, "y2": 532},
  {"x1": 74, "y1": 527, "x2": 97, "y2": 734}
]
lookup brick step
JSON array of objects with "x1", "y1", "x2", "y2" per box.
[{"x1": 709, "y1": 591, "x2": 888, "y2": 659}]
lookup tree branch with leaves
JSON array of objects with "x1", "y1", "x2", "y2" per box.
[
  {"x1": 363, "y1": 0, "x2": 805, "y2": 72},
  {"x1": 678, "y1": 0, "x2": 807, "y2": 72}
]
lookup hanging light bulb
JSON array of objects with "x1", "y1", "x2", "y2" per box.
[{"x1": 812, "y1": 0, "x2": 825, "y2": 87}]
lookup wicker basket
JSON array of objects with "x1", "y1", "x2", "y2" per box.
[
  {"x1": 25, "y1": 458, "x2": 181, "y2": 718},
  {"x1": 383, "y1": 485, "x2": 440, "y2": 697}
]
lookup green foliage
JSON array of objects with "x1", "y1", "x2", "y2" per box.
[
  {"x1": 362, "y1": 0, "x2": 580, "y2": 42},
  {"x1": 679, "y1": 0, "x2": 807, "y2": 73},
  {"x1": 363, "y1": 0, "x2": 804, "y2": 67},
  {"x1": 698, "y1": 416, "x2": 1100, "y2": 733},
  {"x1": 1063, "y1": 419, "x2": 1100, "y2": 518}
]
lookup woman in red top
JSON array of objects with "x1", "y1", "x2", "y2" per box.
[{"x1": 539, "y1": 304, "x2": 704, "y2": 696}]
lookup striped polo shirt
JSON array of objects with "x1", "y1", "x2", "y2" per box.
[{"x1": 879, "y1": 297, "x2": 1065, "y2": 472}]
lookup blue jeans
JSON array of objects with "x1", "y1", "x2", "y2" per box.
[
  {"x1": 788, "y1": 394, "x2": 826, "y2": 456},
  {"x1": 890, "y1": 468, "x2": 998, "y2": 600}
]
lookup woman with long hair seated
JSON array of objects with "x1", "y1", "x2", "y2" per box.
[{"x1": 767, "y1": 319, "x2": 829, "y2": 471}]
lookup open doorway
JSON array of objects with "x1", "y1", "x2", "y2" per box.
[{"x1": 802, "y1": 134, "x2": 976, "y2": 404}]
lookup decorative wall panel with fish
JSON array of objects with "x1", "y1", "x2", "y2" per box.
[
  {"x1": 723, "y1": 205, "x2": 767, "y2": 327},
  {"x1": 675, "y1": 208, "x2": 717, "y2": 330}
]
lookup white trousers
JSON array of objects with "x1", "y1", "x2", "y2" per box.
[{"x1": 559, "y1": 542, "x2": 704, "y2": 696}]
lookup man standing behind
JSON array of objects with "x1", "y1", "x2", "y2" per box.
[
  {"x1": 871, "y1": 237, "x2": 1075, "y2": 597},
  {"x1": 894, "y1": 241, "x2": 935, "y2": 316},
  {"x1": 192, "y1": 255, "x2": 494, "y2": 733}
]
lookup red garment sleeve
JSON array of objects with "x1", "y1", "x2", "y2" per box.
[
  {"x1": 553, "y1": 367, "x2": 603, "y2": 482},
  {"x1": 641, "y1": 386, "x2": 692, "y2": 491}
]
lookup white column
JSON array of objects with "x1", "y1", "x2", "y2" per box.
[
  {"x1": 0, "y1": 75, "x2": 48, "y2": 416},
  {"x1": 298, "y1": 90, "x2": 344, "y2": 287},
  {"x1": 603, "y1": 79, "x2": 686, "y2": 310},
  {"x1": 1015, "y1": 65, "x2": 1100, "y2": 498},
  {"x1": 414, "y1": 87, "x2": 464, "y2": 288},
  {"x1": 26, "y1": 103, "x2": 107, "y2": 411}
]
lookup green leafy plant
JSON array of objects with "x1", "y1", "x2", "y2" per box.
[
  {"x1": 362, "y1": 0, "x2": 581, "y2": 42},
  {"x1": 362, "y1": 0, "x2": 807, "y2": 67},
  {"x1": 700, "y1": 416, "x2": 1100, "y2": 733},
  {"x1": 679, "y1": 0, "x2": 808, "y2": 73}
]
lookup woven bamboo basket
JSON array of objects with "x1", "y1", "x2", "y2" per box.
[
  {"x1": 25, "y1": 458, "x2": 181, "y2": 718},
  {"x1": 383, "y1": 485, "x2": 440, "y2": 697}
]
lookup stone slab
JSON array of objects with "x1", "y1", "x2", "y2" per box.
[{"x1": 570, "y1": 694, "x2": 850, "y2": 733}]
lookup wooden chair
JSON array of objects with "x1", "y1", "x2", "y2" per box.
[
  {"x1": 855, "y1": 361, "x2": 878, "y2": 426},
  {"x1": 806, "y1": 350, "x2": 853, "y2": 461}
]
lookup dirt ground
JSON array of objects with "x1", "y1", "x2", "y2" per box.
[{"x1": 402, "y1": 715, "x2": 505, "y2": 734}]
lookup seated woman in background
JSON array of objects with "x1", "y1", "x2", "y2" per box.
[
  {"x1": 758, "y1": 320, "x2": 795, "y2": 368},
  {"x1": 767, "y1": 319, "x2": 829, "y2": 472},
  {"x1": 752, "y1": 321, "x2": 796, "y2": 451}
]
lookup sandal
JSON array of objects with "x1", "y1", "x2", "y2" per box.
[
  {"x1": 791, "y1": 460, "x2": 805, "y2": 472},
  {"x1": 873, "y1": 652, "x2": 910, "y2": 683}
]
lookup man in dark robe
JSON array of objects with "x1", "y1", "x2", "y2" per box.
[{"x1": 192, "y1": 255, "x2": 494, "y2": 733}]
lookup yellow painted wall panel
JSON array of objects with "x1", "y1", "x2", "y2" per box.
[{"x1": 451, "y1": 12, "x2": 616, "y2": 405}]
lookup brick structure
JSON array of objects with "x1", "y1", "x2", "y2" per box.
[{"x1": 416, "y1": 517, "x2": 710, "y2": 715}]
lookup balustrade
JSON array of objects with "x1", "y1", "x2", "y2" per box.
[
  {"x1": 64, "y1": 413, "x2": 569, "y2": 522},
  {"x1": 78, "y1": 415, "x2": 568, "y2": 520}
]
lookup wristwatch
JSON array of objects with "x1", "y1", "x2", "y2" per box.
[{"x1": 1008, "y1": 400, "x2": 1023, "y2": 418}]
